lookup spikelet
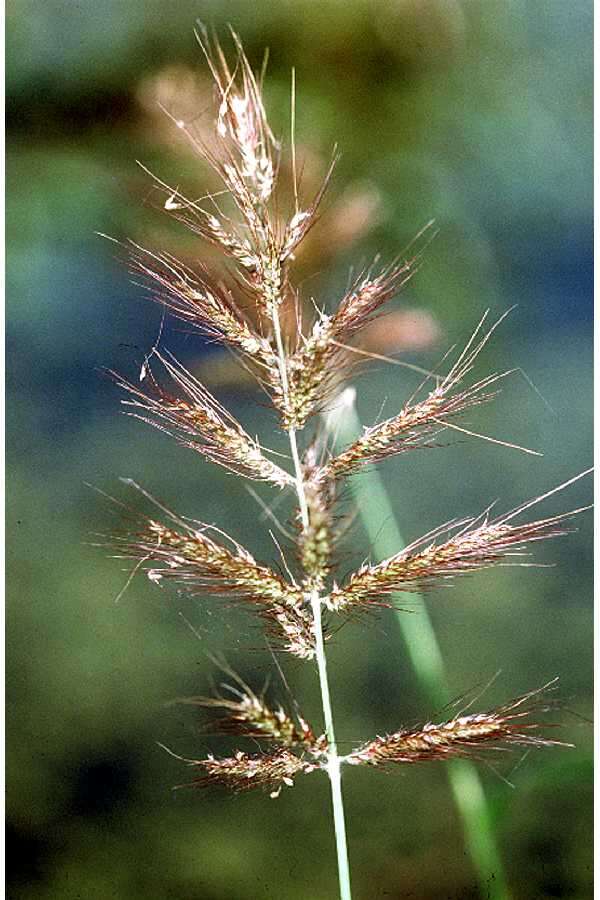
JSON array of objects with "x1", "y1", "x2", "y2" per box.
[
  {"x1": 346, "y1": 682, "x2": 568, "y2": 768},
  {"x1": 179, "y1": 668, "x2": 326, "y2": 753},
  {"x1": 111, "y1": 508, "x2": 316, "y2": 658},
  {"x1": 127, "y1": 243, "x2": 276, "y2": 363},
  {"x1": 323, "y1": 312, "x2": 509, "y2": 479},
  {"x1": 328, "y1": 502, "x2": 578, "y2": 611},
  {"x1": 111, "y1": 351, "x2": 292, "y2": 488},
  {"x1": 193, "y1": 748, "x2": 319, "y2": 794}
]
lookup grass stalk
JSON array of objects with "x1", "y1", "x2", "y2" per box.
[
  {"x1": 312, "y1": 592, "x2": 352, "y2": 900},
  {"x1": 272, "y1": 304, "x2": 352, "y2": 900},
  {"x1": 329, "y1": 390, "x2": 510, "y2": 900}
]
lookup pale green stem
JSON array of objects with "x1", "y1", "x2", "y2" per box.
[
  {"x1": 271, "y1": 306, "x2": 352, "y2": 900},
  {"x1": 329, "y1": 389, "x2": 510, "y2": 900},
  {"x1": 311, "y1": 591, "x2": 352, "y2": 900}
]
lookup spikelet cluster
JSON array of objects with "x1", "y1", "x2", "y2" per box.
[
  {"x1": 127, "y1": 245, "x2": 273, "y2": 359},
  {"x1": 346, "y1": 682, "x2": 567, "y2": 769},
  {"x1": 111, "y1": 507, "x2": 315, "y2": 658},
  {"x1": 175, "y1": 677, "x2": 563, "y2": 794},
  {"x1": 328, "y1": 504, "x2": 577, "y2": 611}
]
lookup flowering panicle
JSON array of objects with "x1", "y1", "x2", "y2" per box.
[
  {"x1": 104, "y1": 31, "x2": 588, "y2": 895},
  {"x1": 323, "y1": 312, "x2": 509, "y2": 479},
  {"x1": 328, "y1": 502, "x2": 578, "y2": 611},
  {"x1": 346, "y1": 682, "x2": 567, "y2": 768},
  {"x1": 112, "y1": 351, "x2": 292, "y2": 488}
]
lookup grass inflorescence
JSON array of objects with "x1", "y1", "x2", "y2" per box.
[{"x1": 104, "y1": 27, "x2": 590, "y2": 900}]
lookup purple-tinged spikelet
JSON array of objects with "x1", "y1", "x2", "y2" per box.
[
  {"x1": 323, "y1": 312, "x2": 511, "y2": 479},
  {"x1": 346, "y1": 682, "x2": 568, "y2": 768},
  {"x1": 328, "y1": 504, "x2": 578, "y2": 611},
  {"x1": 112, "y1": 351, "x2": 292, "y2": 488},
  {"x1": 193, "y1": 748, "x2": 319, "y2": 793}
]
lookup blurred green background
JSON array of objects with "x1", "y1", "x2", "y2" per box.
[{"x1": 7, "y1": 1, "x2": 592, "y2": 898}]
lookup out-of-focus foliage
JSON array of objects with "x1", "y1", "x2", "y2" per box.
[{"x1": 7, "y1": 2, "x2": 592, "y2": 898}]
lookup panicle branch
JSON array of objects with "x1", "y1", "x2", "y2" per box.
[
  {"x1": 179, "y1": 670, "x2": 326, "y2": 752},
  {"x1": 201, "y1": 26, "x2": 278, "y2": 205},
  {"x1": 111, "y1": 351, "x2": 292, "y2": 488},
  {"x1": 113, "y1": 515, "x2": 298, "y2": 603},
  {"x1": 127, "y1": 243, "x2": 276, "y2": 364},
  {"x1": 282, "y1": 254, "x2": 421, "y2": 430},
  {"x1": 192, "y1": 748, "x2": 319, "y2": 794},
  {"x1": 346, "y1": 682, "x2": 568, "y2": 768},
  {"x1": 328, "y1": 503, "x2": 578, "y2": 611},
  {"x1": 295, "y1": 443, "x2": 338, "y2": 592},
  {"x1": 111, "y1": 509, "x2": 316, "y2": 658},
  {"x1": 323, "y1": 312, "x2": 509, "y2": 479}
]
